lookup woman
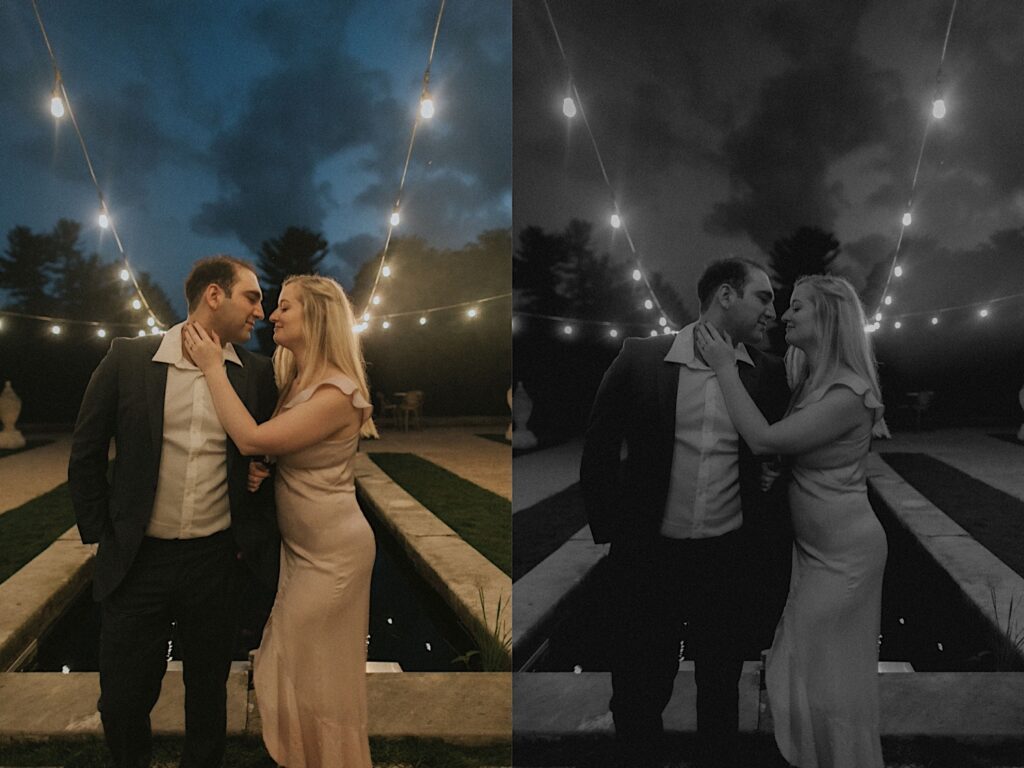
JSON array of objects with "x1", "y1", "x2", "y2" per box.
[
  {"x1": 184, "y1": 275, "x2": 376, "y2": 768},
  {"x1": 695, "y1": 275, "x2": 887, "y2": 768}
]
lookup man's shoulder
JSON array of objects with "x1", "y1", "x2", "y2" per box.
[{"x1": 621, "y1": 331, "x2": 676, "y2": 359}]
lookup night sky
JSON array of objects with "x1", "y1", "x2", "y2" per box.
[
  {"x1": 1, "y1": 0, "x2": 510, "y2": 318},
  {"x1": 514, "y1": 0, "x2": 1024, "y2": 332}
]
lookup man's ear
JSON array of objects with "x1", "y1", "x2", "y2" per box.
[
  {"x1": 716, "y1": 283, "x2": 735, "y2": 309},
  {"x1": 203, "y1": 283, "x2": 225, "y2": 310}
]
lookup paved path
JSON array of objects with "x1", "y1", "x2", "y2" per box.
[
  {"x1": 365, "y1": 425, "x2": 511, "y2": 501},
  {"x1": 0, "y1": 435, "x2": 72, "y2": 516},
  {"x1": 513, "y1": 438, "x2": 582, "y2": 514}
]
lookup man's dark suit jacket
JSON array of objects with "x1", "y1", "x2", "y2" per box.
[
  {"x1": 581, "y1": 332, "x2": 790, "y2": 550},
  {"x1": 69, "y1": 334, "x2": 280, "y2": 601}
]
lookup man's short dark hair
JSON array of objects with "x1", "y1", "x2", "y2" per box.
[
  {"x1": 184, "y1": 255, "x2": 256, "y2": 312},
  {"x1": 697, "y1": 257, "x2": 768, "y2": 312}
]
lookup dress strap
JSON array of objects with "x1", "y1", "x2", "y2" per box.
[
  {"x1": 797, "y1": 373, "x2": 884, "y2": 421},
  {"x1": 283, "y1": 374, "x2": 373, "y2": 421}
]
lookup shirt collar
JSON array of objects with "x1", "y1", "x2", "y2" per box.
[
  {"x1": 664, "y1": 321, "x2": 754, "y2": 370},
  {"x1": 152, "y1": 322, "x2": 243, "y2": 369}
]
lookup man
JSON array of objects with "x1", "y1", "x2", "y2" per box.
[
  {"x1": 580, "y1": 258, "x2": 791, "y2": 768},
  {"x1": 69, "y1": 256, "x2": 279, "y2": 768}
]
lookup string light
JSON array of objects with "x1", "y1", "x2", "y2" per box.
[
  {"x1": 610, "y1": 212, "x2": 621, "y2": 229},
  {"x1": 894, "y1": 265, "x2": 904, "y2": 278},
  {"x1": 97, "y1": 328, "x2": 106, "y2": 338},
  {"x1": 146, "y1": 316, "x2": 156, "y2": 327},
  {"x1": 632, "y1": 269, "x2": 641, "y2": 281},
  {"x1": 390, "y1": 210, "x2": 401, "y2": 227},
  {"x1": 467, "y1": 308, "x2": 479, "y2": 318},
  {"x1": 419, "y1": 316, "x2": 427, "y2": 325},
  {"x1": 29, "y1": 0, "x2": 167, "y2": 330},
  {"x1": 884, "y1": 296, "x2": 893, "y2": 306},
  {"x1": 931, "y1": 317, "x2": 939, "y2": 325},
  {"x1": 137, "y1": 329, "x2": 146, "y2": 337},
  {"x1": 382, "y1": 265, "x2": 392, "y2": 277},
  {"x1": 50, "y1": 325, "x2": 61, "y2": 335},
  {"x1": 131, "y1": 299, "x2": 142, "y2": 310},
  {"x1": 562, "y1": 96, "x2": 577, "y2": 118},
  {"x1": 894, "y1": 321, "x2": 902, "y2": 329},
  {"x1": 932, "y1": 98, "x2": 947, "y2": 119},
  {"x1": 649, "y1": 330, "x2": 658, "y2": 337},
  {"x1": 658, "y1": 316, "x2": 667, "y2": 327},
  {"x1": 362, "y1": 312, "x2": 370, "y2": 322},
  {"x1": 643, "y1": 299, "x2": 654, "y2": 310},
  {"x1": 382, "y1": 320, "x2": 391, "y2": 329},
  {"x1": 902, "y1": 211, "x2": 912, "y2": 227},
  {"x1": 372, "y1": 296, "x2": 382, "y2": 306},
  {"x1": 979, "y1": 308, "x2": 989, "y2": 318},
  {"x1": 563, "y1": 325, "x2": 573, "y2": 335},
  {"x1": 609, "y1": 329, "x2": 618, "y2": 338},
  {"x1": 875, "y1": 312, "x2": 882, "y2": 322},
  {"x1": 419, "y1": 87, "x2": 435, "y2": 119},
  {"x1": 119, "y1": 269, "x2": 130, "y2": 281}
]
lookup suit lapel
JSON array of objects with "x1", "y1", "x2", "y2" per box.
[
  {"x1": 145, "y1": 358, "x2": 168, "y2": 467},
  {"x1": 657, "y1": 355, "x2": 680, "y2": 456},
  {"x1": 225, "y1": 360, "x2": 249, "y2": 472}
]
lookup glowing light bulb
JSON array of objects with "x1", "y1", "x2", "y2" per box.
[
  {"x1": 98, "y1": 212, "x2": 110, "y2": 229},
  {"x1": 562, "y1": 97, "x2": 577, "y2": 118},
  {"x1": 610, "y1": 213, "x2": 622, "y2": 229},
  {"x1": 420, "y1": 95, "x2": 435, "y2": 119},
  {"x1": 354, "y1": 323, "x2": 366, "y2": 334},
  {"x1": 932, "y1": 98, "x2": 946, "y2": 119},
  {"x1": 150, "y1": 327, "x2": 160, "y2": 335},
  {"x1": 419, "y1": 316, "x2": 427, "y2": 325},
  {"x1": 50, "y1": 325, "x2": 62, "y2": 335},
  {"x1": 371, "y1": 296, "x2": 381, "y2": 306},
  {"x1": 382, "y1": 320, "x2": 390, "y2": 330},
  {"x1": 643, "y1": 299, "x2": 654, "y2": 310},
  {"x1": 865, "y1": 324, "x2": 877, "y2": 334},
  {"x1": 609, "y1": 329, "x2": 618, "y2": 338},
  {"x1": 884, "y1": 295, "x2": 893, "y2": 306},
  {"x1": 119, "y1": 268, "x2": 130, "y2": 281},
  {"x1": 632, "y1": 269, "x2": 642, "y2": 281},
  {"x1": 50, "y1": 94, "x2": 65, "y2": 118},
  {"x1": 97, "y1": 328, "x2": 107, "y2": 338},
  {"x1": 137, "y1": 329, "x2": 146, "y2": 337},
  {"x1": 131, "y1": 299, "x2": 142, "y2": 310},
  {"x1": 663, "y1": 327, "x2": 672, "y2": 335},
  {"x1": 894, "y1": 265, "x2": 904, "y2": 278},
  {"x1": 931, "y1": 317, "x2": 939, "y2": 325},
  {"x1": 875, "y1": 312, "x2": 882, "y2": 322},
  {"x1": 902, "y1": 212, "x2": 912, "y2": 227},
  {"x1": 467, "y1": 308, "x2": 478, "y2": 318},
  {"x1": 894, "y1": 321, "x2": 902, "y2": 329},
  {"x1": 382, "y1": 265, "x2": 392, "y2": 277},
  {"x1": 659, "y1": 316, "x2": 668, "y2": 327},
  {"x1": 390, "y1": 211, "x2": 400, "y2": 227},
  {"x1": 979, "y1": 308, "x2": 989, "y2": 318},
  {"x1": 362, "y1": 312, "x2": 370, "y2": 322},
  {"x1": 649, "y1": 330, "x2": 658, "y2": 337},
  {"x1": 563, "y1": 325, "x2": 573, "y2": 335},
  {"x1": 146, "y1": 316, "x2": 156, "y2": 327}
]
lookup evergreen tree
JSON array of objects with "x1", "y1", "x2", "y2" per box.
[
  {"x1": 255, "y1": 226, "x2": 330, "y2": 353},
  {"x1": 766, "y1": 226, "x2": 840, "y2": 352}
]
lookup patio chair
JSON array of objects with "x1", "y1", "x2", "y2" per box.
[
  {"x1": 397, "y1": 390, "x2": 424, "y2": 432},
  {"x1": 375, "y1": 391, "x2": 399, "y2": 428}
]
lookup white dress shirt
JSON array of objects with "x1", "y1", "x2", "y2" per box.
[
  {"x1": 146, "y1": 322, "x2": 243, "y2": 539},
  {"x1": 660, "y1": 322, "x2": 754, "y2": 539}
]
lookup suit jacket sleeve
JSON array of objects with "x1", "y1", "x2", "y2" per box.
[
  {"x1": 68, "y1": 339, "x2": 121, "y2": 544},
  {"x1": 580, "y1": 340, "x2": 633, "y2": 544}
]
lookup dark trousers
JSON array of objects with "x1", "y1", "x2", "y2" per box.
[
  {"x1": 608, "y1": 530, "x2": 748, "y2": 768},
  {"x1": 99, "y1": 531, "x2": 241, "y2": 768}
]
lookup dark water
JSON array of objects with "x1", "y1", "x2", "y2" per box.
[
  {"x1": 528, "y1": 492, "x2": 1017, "y2": 672},
  {"x1": 26, "y1": 505, "x2": 478, "y2": 673}
]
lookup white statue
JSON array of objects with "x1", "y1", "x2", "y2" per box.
[
  {"x1": 511, "y1": 381, "x2": 538, "y2": 449},
  {"x1": 1017, "y1": 384, "x2": 1024, "y2": 442},
  {"x1": 0, "y1": 380, "x2": 27, "y2": 449}
]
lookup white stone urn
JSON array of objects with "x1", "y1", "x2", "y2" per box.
[
  {"x1": 0, "y1": 380, "x2": 26, "y2": 449},
  {"x1": 511, "y1": 380, "x2": 538, "y2": 450}
]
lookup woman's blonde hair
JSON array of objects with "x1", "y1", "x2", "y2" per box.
[
  {"x1": 272, "y1": 275, "x2": 374, "y2": 436},
  {"x1": 783, "y1": 274, "x2": 883, "y2": 422}
]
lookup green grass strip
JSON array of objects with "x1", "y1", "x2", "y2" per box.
[
  {"x1": 0, "y1": 735, "x2": 511, "y2": 768},
  {"x1": 0, "y1": 481, "x2": 76, "y2": 583},
  {"x1": 367, "y1": 452, "x2": 511, "y2": 577}
]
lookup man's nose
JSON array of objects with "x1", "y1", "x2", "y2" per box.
[
  {"x1": 253, "y1": 304, "x2": 265, "y2": 319},
  {"x1": 764, "y1": 303, "x2": 777, "y2": 320}
]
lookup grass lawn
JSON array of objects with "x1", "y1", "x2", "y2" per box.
[
  {"x1": 367, "y1": 453, "x2": 511, "y2": 577},
  {"x1": 0, "y1": 481, "x2": 76, "y2": 583},
  {"x1": 0, "y1": 735, "x2": 511, "y2": 768}
]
